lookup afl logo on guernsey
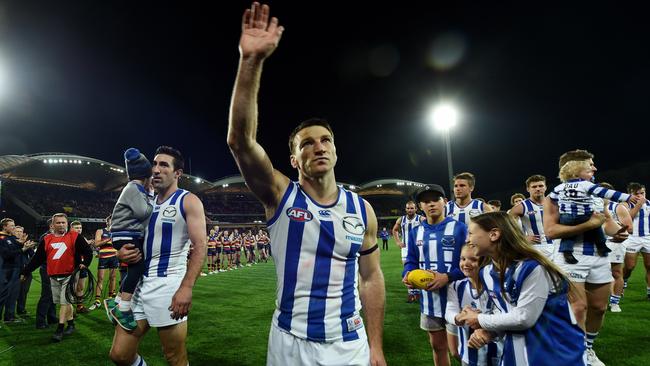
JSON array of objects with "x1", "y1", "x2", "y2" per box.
[
  {"x1": 469, "y1": 209, "x2": 481, "y2": 217},
  {"x1": 286, "y1": 207, "x2": 313, "y2": 222},
  {"x1": 342, "y1": 216, "x2": 365, "y2": 235}
]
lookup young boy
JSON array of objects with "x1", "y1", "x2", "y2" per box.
[
  {"x1": 105, "y1": 148, "x2": 153, "y2": 330},
  {"x1": 550, "y1": 160, "x2": 635, "y2": 264}
]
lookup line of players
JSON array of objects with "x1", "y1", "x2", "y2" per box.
[
  {"x1": 394, "y1": 169, "x2": 650, "y2": 366},
  {"x1": 203, "y1": 226, "x2": 271, "y2": 274}
]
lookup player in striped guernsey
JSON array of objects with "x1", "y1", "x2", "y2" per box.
[
  {"x1": 543, "y1": 149, "x2": 628, "y2": 366},
  {"x1": 599, "y1": 182, "x2": 633, "y2": 312},
  {"x1": 446, "y1": 172, "x2": 493, "y2": 227},
  {"x1": 550, "y1": 159, "x2": 635, "y2": 264},
  {"x1": 445, "y1": 244, "x2": 502, "y2": 366},
  {"x1": 622, "y1": 182, "x2": 650, "y2": 301},
  {"x1": 402, "y1": 185, "x2": 467, "y2": 366},
  {"x1": 458, "y1": 212, "x2": 585, "y2": 366},
  {"x1": 109, "y1": 146, "x2": 207, "y2": 366},
  {"x1": 392, "y1": 201, "x2": 424, "y2": 303},
  {"x1": 228, "y1": 3, "x2": 386, "y2": 365},
  {"x1": 509, "y1": 175, "x2": 555, "y2": 257}
]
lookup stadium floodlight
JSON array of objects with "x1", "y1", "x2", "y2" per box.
[
  {"x1": 194, "y1": 177, "x2": 201, "y2": 183},
  {"x1": 429, "y1": 103, "x2": 458, "y2": 131},
  {"x1": 428, "y1": 102, "x2": 460, "y2": 199}
]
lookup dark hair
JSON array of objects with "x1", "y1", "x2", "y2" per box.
[
  {"x1": 558, "y1": 149, "x2": 594, "y2": 169},
  {"x1": 599, "y1": 182, "x2": 614, "y2": 190},
  {"x1": 487, "y1": 199, "x2": 501, "y2": 208},
  {"x1": 627, "y1": 182, "x2": 645, "y2": 194},
  {"x1": 288, "y1": 118, "x2": 334, "y2": 154},
  {"x1": 525, "y1": 174, "x2": 546, "y2": 188},
  {"x1": 510, "y1": 193, "x2": 525, "y2": 205},
  {"x1": 155, "y1": 146, "x2": 184, "y2": 171},
  {"x1": 454, "y1": 172, "x2": 475, "y2": 188}
]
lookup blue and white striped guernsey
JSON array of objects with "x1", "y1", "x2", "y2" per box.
[
  {"x1": 479, "y1": 261, "x2": 585, "y2": 366},
  {"x1": 267, "y1": 182, "x2": 367, "y2": 343},
  {"x1": 520, "y1": 199, "x2": 553, "y2": 245},
  {"x1": 549, "y1": 179, "x2": 630, "y2": 216},
  {"x1": 400, "y1": 214, "x2": 422, "y2": 246},
  {"x1": 446, "y1": 199, "x2": 486, "y2": 226},
  {"x1": 143, "y1": 189, "x2": 191, "y2": 277},
  {"x1": 630, "y1": 201, "x2": 650, "y2": 237},
  {"x1": 451, "y1": 278, "x2": 502, "y2": 366},
  {"x1": 403, "y1": 217, "x2": 466, "y2": 318}
]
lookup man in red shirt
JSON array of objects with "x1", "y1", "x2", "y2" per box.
[{"x1": 22, "y1": 213, "x2": 93, "y2": 342}]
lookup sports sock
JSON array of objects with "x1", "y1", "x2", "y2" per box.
[
  {"x1": 585, "y1": 332, "x2": 598, "y2": 349},
  {"x1": 118, "y1": 300, "x2": 131, "y2": 312},
  {"x1": 609, "y1": 295, "x2": 621, "y2": 305}
]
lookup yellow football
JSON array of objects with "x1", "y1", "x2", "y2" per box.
[{"x1": 407, "y1": 269, "x2": 436, "y2": 290}]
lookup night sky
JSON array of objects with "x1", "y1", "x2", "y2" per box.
[{"x1": 1, "y1": 1, "x2": 649, "y2": 199}]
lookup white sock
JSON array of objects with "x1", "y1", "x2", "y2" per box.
[
  {"x1": 130, "y1": 354, "x2": 147, "y2": 366},
  {"x1": 115, "y1": 295, "x2": 122, "y2": 303},
  {"x1": 118, "y1": 299, "x2": 131, "y2": 312}
]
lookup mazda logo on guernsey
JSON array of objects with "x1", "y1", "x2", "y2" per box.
[
  {"x1": 342, "y1": 216, "x2": 365, "y2": 235},
  {"x1": 163, "y1": 207, "x2": 177, "y2": 218},
  {"x1": 286, "y1": 207, "x2": 313, "y2": 222}
]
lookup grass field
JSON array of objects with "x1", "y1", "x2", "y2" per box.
[{"x1": 1, "y1": 239, "x2": 649, "y2": 365}]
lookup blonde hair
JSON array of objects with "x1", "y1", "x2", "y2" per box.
[
  {"x1": 559, "y1": 160, "x2": 591, "y2": 182},
  {"x1": 471, "y1": 212, "x2": 576, "y2": 300}
]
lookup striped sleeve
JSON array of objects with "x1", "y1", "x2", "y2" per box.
[{"x1": 589, "y1": 183, "x2": 630, "y2": 203}]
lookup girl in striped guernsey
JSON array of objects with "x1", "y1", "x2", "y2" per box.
[
  {"x1": 446, "y1": 244, "x2": 502, "y2": 366},
  {"x1": 457, "y1": 212, "x2": 585, "y2": 366}
]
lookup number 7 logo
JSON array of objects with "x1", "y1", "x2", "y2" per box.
[{"x1": 51, "y1": 242, "x2": 68, "y2": 260}]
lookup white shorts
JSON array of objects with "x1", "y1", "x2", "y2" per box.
[
  {"x1": 606, "y1": 240, "x2": 626, "y2": 264},
  {"x1": 266, "y1": 324, "x2": 369, "y2": 366},
  {"x1": 552, "y1": 252, "x2": 613, "y2": 284},
  {"x1": 132, "y1": 275, "x2": 187, "y2": 328},
  {"x1": 624, "y1": 236, "x2": 650, "y2": 254},
  {"x1": 533, "y1": 243, "x2": 555, "y2": 258},
  {"x1": 401, "y1": 247, "x2": 408, "y2": 261}
]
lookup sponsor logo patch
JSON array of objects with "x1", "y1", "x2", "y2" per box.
[{"x1": 342, "y1": 216, "x2": 365, "y2": 235}]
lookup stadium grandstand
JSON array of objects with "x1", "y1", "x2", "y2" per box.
[
  {"x1": 0, "y1": 153, "x2": 214, "y2": 236},
  {"x1": 0, "y1": 154, "x2": 426, "y2": 237},
  {"x1": 357, "y1": 179, "x2": 427, "y2": 230}
]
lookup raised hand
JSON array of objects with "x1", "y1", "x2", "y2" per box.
[{"x1": 239, "y1": 2, "x2": 284, "y2": 60}]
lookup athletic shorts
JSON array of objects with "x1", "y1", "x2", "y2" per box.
[
  {"x1": 401, "y1": 247, "x2": 408, "y2": 261},
  {"x1": 257, "y1": 243, "x2": 265, "y2": 250},
  {"x1": 624, "y1": 236, "x2": 650, "y2": 254},
  {"x1": 98, "y1": 256, "x2": 119, "y2": 269},
  {"x1": 266, "y1": 324, "x2": 369, "y2": 366},
  {"x1": 132, "y1": 275, "x2": 187, "y2": 328},
  {"x1": 552, "y1": 252, "x2": 613, "y2": 284},
  {"x1": 606, "y1": 240, "x2": 626, "y2": 264},
  {"x1": 216, "y1": 247, "x2": 222, "y2": 254},
  {"x1": 420, "y1": 314, "x2": 450, "y2": 332},
  {"x1": 207, "y1": 248, "x2": 217, "y2": 256},
  {"x1": 533, "y1": 243, "x2": 555, "y2": 258},
  {"x1": 50, "y1": 275, "x2": 72, "y2": 305}
]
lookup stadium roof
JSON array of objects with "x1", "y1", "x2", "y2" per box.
[
  {"x1": 0, "y1": 153, "x2": 215, "y2": 193},
  {"x1": 357, "y1": 178, "x2": 427, "y2": 196}
]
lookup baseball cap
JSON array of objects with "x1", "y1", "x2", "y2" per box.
[{"x1": 415, "y1": 184, "x2": 446, "y2": 202}]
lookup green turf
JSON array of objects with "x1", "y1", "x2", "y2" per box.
[{"x1": 1, "y1": 240, "x2": 649, "y2": 365}]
